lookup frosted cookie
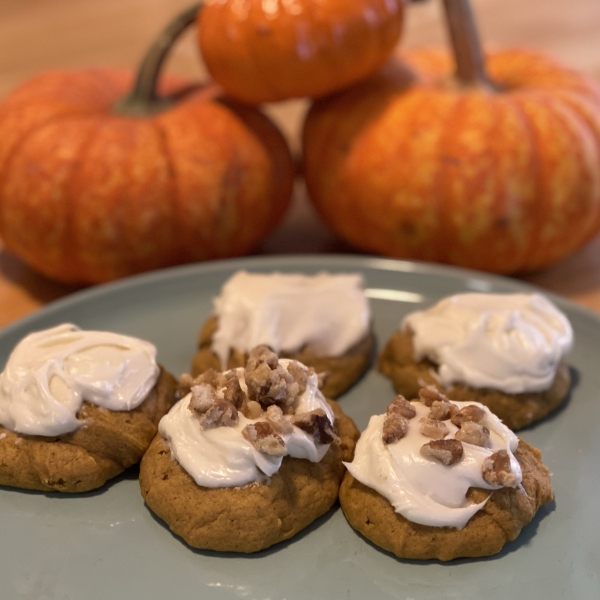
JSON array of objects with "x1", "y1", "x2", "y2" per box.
[
  {"x1": 140, "y1": 345, "x2": 360, "y2": 553},
  {"x1": 192, "y1": 271, "x2": 374, "y2": 398},
  {"x1": 378, "y1": 293, "x2": 573, "y2": 429},
  {"x1": 339, "y1": 390, "x2": 553, "y2": 561},
  {"x1": 0, "y1": 324, "x2": 176, "y2": 493}
]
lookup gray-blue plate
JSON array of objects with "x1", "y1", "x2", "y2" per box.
[{"x1": 0, "y1": 255, "x2": 597, "y2": 600}]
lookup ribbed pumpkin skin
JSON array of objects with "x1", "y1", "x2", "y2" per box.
[
  {"x1": 0, "y1": 69, "x2": 294, "y2": 284},
  {"x1": 303, "y1": 49, "x2": 600, "y2": 273},
  {"x1": 198, "y1": 0, "x2": 404, "y2": 104}
]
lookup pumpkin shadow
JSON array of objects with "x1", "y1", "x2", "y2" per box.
[
  {"x1": 518, "y1": 235, "x2": 600, "y2": 297},
  {"x1": 0, "y1": 248, "x2": 82, "y2": 306}
]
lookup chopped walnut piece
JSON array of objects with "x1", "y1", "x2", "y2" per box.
[
  {"x1": 451, "y1": 405, "x2": 486, "y2": 428},
  {"x1": 179, "y1": 369, "x2": 226, "y2": 397},
  {"x1": 199, "y1": 399, "x2": 238, "y2": 429},
  {"x1": 245, "y1": 354, "x2": 304, "y2": 410},
  {"x1": 421, "y1": 439, "x2": 464, "y2": 466},
  {"x1": 188, "y1": 383, "x2": 217, "y2": 415},
  {"x1": 265, "y1": 405, "x2": 294, "y2": 434},
  {"x1": 482, "y1": 450, "x2": 519, "y2": 488},
  {"x1": 244, "y1": 345, "x2": 303, "y2": 410},
  {"x1": 244, "y1": 400, "x2": 263, "y2": 419},
  {"x1": 242, "y1": 421, "x2": 287, "y2": 456},
  {"x1": 286, "y1": 360, "x2": 309, "y2": 395},
  {"x1": 429, "y1": 399, "x2": 458, "y2": 421},
  {"x1": 246, "y1": 345, "x2": 278, "y2": 371},
  {"x1": 386, "y1": 395, "x2": 416, "y2": 420},
  {"x1": 382, "y1": 414, "x2": 409, "y2": 445},
  {"x1": 291, "y1": 409, "x2": 338, "y2": 445},
  {"x1": 455, "y1": 421, "x2": 490, "y2": 447},
  {"x1": 419, "y1": 386, "x2": 449, "y2": 407},
  {"x1": 201, "y1": 368, "x2": 227, "y2": 388},
  {"x1": 223, "y1": 371, "x2": 246, "y2": 410},
  {"x1": 420, "y1": 418, "x2": 449, "y2": 439}
]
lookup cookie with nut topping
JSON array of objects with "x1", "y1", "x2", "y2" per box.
[
  {"x1": 379, "y1": 293, "x2": 573, "y2": 429},
  {"x1": 191, "y1": 271, "x2": 375, "y2": 398},
  {"x1": 339, "y1": 389, "x2": 553, "y2": 561},
  {"x1": 140, "y1": 345, "x2": 360, "y2": 553}
]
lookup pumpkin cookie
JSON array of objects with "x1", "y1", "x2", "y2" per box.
[
  {"x1": 0, "y1": 324, "x2": 176, "y2": 493},
  {"x1": 379, "y1": 293, "x2": 573, "y2": 430},
  {"x1": 192, "y1": 270, "x2": 375, "y2": 398},
  {"x1": 140, "y1": 345, "x2": 360, "y2": 553},
  {"x1": 339, "y1": 390, "x2": 553, "y2": 561}
]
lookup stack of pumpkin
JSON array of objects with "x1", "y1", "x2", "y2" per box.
[{"x1": 1, "y1": 0, "x2": 599, "y2": 284}]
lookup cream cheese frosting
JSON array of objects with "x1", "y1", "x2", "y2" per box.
[
  {"x1": 159, "y1": 360, "x2": 335, "y2": 488},
  {"x1": 211, "y1": 271, "x2": 370, "y2": 367},
  {"x1": 345, "y1": 401, "x2": 521, "y2": 529},
  {"x1": 0, "y1": 324, "x2": 160, "y2": 437},
  {"x1": 403, "y1": 293, "x2": 573, "y2": 394}
]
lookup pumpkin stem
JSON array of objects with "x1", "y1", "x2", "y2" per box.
[
  {"x1": 442, "y1": 0, "x2": 495, "y2": 89},
  {"x1": 114, "y1": 3, "x2": 202, "y2": 116}
]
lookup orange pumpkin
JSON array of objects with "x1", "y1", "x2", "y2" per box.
[
  {"x1": 0, "y1": 7, "x2": 293, "y2": 284},
  {"x1": 302, "y1": 3, "x2": 600, "y2": 273},
  {"x1": 198, "y1": 0, "x2": 405, "y2": 104}
]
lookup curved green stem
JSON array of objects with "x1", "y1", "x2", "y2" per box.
[{"x1": 114, "y1": 3, "x2": 202, "y2": 116}]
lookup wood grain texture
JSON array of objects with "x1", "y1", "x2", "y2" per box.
[{"x1": 0, "y1": 0, "x2": 600, "y2": 325}]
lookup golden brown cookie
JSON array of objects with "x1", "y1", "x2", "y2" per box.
[
  {"x1": 0, "y1": 367, "x2": 177, "y2": 493},
  {"x1": 192, "y1": 315, "x2": 375, "y2": 398},
  {"x1": 140, "y1": 399, "x2": 359, "y2": 553},
  {"x1": 340, "y1": 439, "x2": 553, "y2": 561},
  {"x1": 378, "y1": 329, "x2": 571, "y2": 430}
]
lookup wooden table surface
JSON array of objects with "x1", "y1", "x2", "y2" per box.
[{"x1": 1, "y1": 0, "x2": 600, "y2": 327}]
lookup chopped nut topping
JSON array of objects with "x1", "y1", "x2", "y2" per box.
[
  {"x1": 245, "y1": 400, "x2": 263, "y2": 420},
  {"x1": 286, "y1": 360, "x2": 309, "y2": 395},
  {"x1": 265, "y1": 405, "x2": 294, "y2": 434},
  {"x1": 429, "y1": 399, "x2": 458, "y2": 421},
  {"x1": 188, "y1": 383, "x2": 217, "y2": 415},
  {"x1": 451, "y1": 405, "x2": 486, "y2": 427},
  {"x1": 482, "y1": 450, "x2": 519, "y2": 488},
  {"x1": 179, "y1": 369, "x2": 226, "y2": 397},
  {"x1": 222, "y1": 371, "x2": 246, "y2": 410},
  {"x1": 245, "y1": 347, "x2": 300, "y2": 410},
  {"x1": 420, "y1": 418, "x2": 449, "y2": 439},
  {"x1": 291, "y1": 409, "x2": 337, "y2": 445},
  {"x1": 419, "y1": 386, "x2": 449, "y2": 407},
  {"x1": 242, "y1": 421, "x2": 287, "y2": 456},
  {"x1": 386, "y1": 395, "x2": 417, "y2": 419},
  {"x1": 199, "y1": 399, "x2": 238, "y2": 429},
  {"x1": 382, "y1": 414, "x2": 409, "y2": 444},
  {"x1": 246, "y1": 345, "x2": 278, "y2": 371},
  {"x1": 455, "y1": 421, "x2": 490, "y2": 447},
  {"x1": 420, "y1": 439, "x2": 464, "y2": 466}
]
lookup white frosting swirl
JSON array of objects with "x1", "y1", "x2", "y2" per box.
[
  {"x1": 345, "y1": 401, "x2": 521, "y2": 529},
  {"x1": 211, "y1": 271, "x2": 370, "y2": 367},
  {"x1": 159, "y1": 360, "x2": 335, "y2": 488},
  {"x1": 0, "y1": 324, "x2": 160, "y2": 437},
  {"x1": 403, "y1": 293, "x2": 573, "y2": 394}
]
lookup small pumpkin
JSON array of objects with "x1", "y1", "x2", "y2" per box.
[
  {"x1": 302, "y1": 0, "x2": 600, "y2": 273},
  {"x1": 198, "y1": 0, "x2": 405, "y2": 104},
  {"x1": 0, "y1": 6, "x2": 294, "y2": 284}
]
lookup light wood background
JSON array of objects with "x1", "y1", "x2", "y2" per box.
[{"x1": 1, "y1": 0, "x2": 600, "y2": 326}]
